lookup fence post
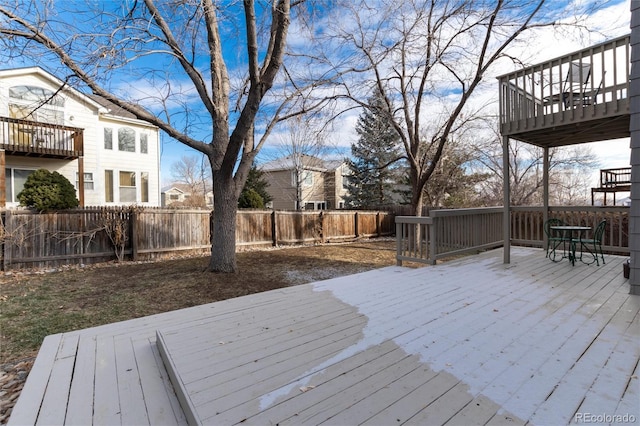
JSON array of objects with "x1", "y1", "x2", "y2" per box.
[
  {"x1": 396, "y1": 220, "x2": 403, "y2": 266},
  {"x1": 271, "y1": 210, "x2": 277, "y2": 246},
  {"x1": 2, "y1": 210, "x2": 9, "y2": 271},
  {"x1": 429, "y1": 217, "x2": 437, "y2": 265},
  {"x1": 130, "y1": 210, "x2": 139, "y2": 261},
  {"x1": 354, "y1": 212, "x2": 359, "y2": 238},
  {"x1": 318, "y1": 211, "x2": 324, "y2": 243}
]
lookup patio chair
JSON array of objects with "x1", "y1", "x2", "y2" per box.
[
  {"x1": 544, "y1": 218, "x2": 569, "y2": 261},
  {"x1": 562, "y1": 62, "x2": 591, "y2": 109},
  {"x1": 579, "y1": 76, "x2": 604, "y2": 107},
  {"x1": 579, "y1": 220, "x2": 607, "y2": 266}
]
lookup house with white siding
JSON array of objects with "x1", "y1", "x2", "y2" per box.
[{"x1": 0, "y1": 66, "x2": 161, "y2": 208}]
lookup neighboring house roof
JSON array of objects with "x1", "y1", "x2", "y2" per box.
[
  {"x1": 161, "y1": 185, "x2": 189, "y2": 195},
  {"x1": 325, "y1": 159, "x2": 346, "y2": 170},
  {"x1": 88, "y1": 94, "x2": 139, "y2": 120},
  {"x1": 260, "y1": 154, "x2": 343, "y2": 172}
]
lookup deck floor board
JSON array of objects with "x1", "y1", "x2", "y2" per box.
[{"x1": 8, "y1": 247, "x2": 639, "y2": 426}]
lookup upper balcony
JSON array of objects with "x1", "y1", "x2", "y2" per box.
[
  {"x1": 0, "y1": 116, "x2": 84, "y2": 160},
  {"x1": 498, "y1": 34, "x2": 630, "y2": 148}
]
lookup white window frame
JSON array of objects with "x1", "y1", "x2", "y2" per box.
[
  {"x1": 140, "y1": 133, "x2": 148, "y2": 154},
  {"x1": 118, "y1": 127, "x2": 136, "y2": 152},
  {"x1": 104, "y1": 127, "x2": 113, "y2": 150},
  {"x1": 292, "y1": 170, "x2": 313, "y2": 187},
  {"x1": 119, "y1": 171, "x2": 137, "y2": 203},
  {"x1": 8, "y1": 85, "x2": 65, "y2": 125},
  {"x1": 5, "y1": 167, "x2": 36, "y2": 204},
  {"x1": 76, "y1": 172, "x2": 95, "y2": 191}
]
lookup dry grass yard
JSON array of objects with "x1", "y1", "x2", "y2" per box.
[{"x1": 1, "y1": 239, "x2": 398, "y2": 362}]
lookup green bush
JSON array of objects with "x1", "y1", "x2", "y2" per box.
[
  {"x1": 238, "y1": 188, "x2": 264, "y2": 208},
  {"x1": 18, "y1": 169, "x2": 79, "y2": 211}
]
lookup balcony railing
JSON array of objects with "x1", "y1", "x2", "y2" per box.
[
  {"x1": 0, "y1": 116, "x2": 84, "y2": 159},
  {"x1": 591, "y1": 167, "x2": 631, "y2": 205},
  {"x1": 498, "y1": 34, "x2": 630, "y2": 147}
]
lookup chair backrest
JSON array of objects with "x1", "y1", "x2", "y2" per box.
[
  {"x1": 544, "y1": 218, "x2": 564, "y2": 237},
  {"x1": 593, "y1": 220, "x2": 607, "y2": 242},
  {"x1": 563, "y1": 62, "x2": 591, "y2": 93}
]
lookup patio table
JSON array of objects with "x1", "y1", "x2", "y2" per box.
[{"x1": 550, "y1": 225, "x2": 591, "y2": 266}]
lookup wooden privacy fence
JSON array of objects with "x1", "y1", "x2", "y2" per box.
[
  {"x1": 0, "y1": 209, "x2": 394, "y2": 270},
  {"x1": 397, "y1": 206, "x2": 629, "y2": 265}
]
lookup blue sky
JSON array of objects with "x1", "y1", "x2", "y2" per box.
[{"x1": 1, "y1": 0, "x2": 633, "y2": 191}]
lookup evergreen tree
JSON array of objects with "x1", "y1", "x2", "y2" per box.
[
  {"x1": 238, "y1": 164, "x2": 272, "y2": 208},
  {"x1": 344, "y1": 91, "x2": 404, "y2": 208}
]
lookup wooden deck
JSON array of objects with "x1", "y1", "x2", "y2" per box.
[{"x1": 8, "y1": 247, "x2": 639, "y2": 425}]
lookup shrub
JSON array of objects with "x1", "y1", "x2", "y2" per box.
[
  {"x1": 238, "y1": 188, "x2": 264, "y2": 208},
  {"x1": 18, "y1": 169, "x2": 79, "y2": 211}
]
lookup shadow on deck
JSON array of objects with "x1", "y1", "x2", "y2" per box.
[{"x1": 9, "y1": 247, "x2": 639, "y2": 425}]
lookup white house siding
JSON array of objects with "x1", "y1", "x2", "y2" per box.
[
  {"x1": 629, "y1": 1, "x2": 640, "y2": 294},
  {"x1": 95, "y1": 115, "x2": 160, "y2": 207},
  {"x1": 0, "y1": 67, "x2": 160, "y2": 207}
]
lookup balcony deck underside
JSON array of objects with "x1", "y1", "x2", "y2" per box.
[
  {"x1": 0, "y1": 144, "x2": 80, "y2": 160},
  {"x1": 502, "y1": 101, "x2": 630, "y2": 148}
]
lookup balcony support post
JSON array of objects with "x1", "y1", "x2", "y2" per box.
[
  {"x1": 0, "y1": 150, "x2": 5, "y2": 207},
  {"x1": 78, "y1": 157, "x2": 85, "y2": 208},
  {"x1": 543, "y1": 146, "x2": 550, "y2": 248},
  {"x1": 503, "y1": 135, "x2": 511, "y2": 263}
]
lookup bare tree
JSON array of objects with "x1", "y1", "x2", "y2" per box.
[
  {"x1": 321, "y1": 0, "x2": 596, "y2": 215},
  {"x1": 267, "y1": 115, "x2": 333, "y2": 210},
  {"x1": 470, "y1": 129, "x2": 599, "y2": 206},
  {"x1": 170, "y1": 155, "x2": 212, "y2": 208},
  {"x1": 0, "y1": 0, "x2": 316, "y2": 272}
]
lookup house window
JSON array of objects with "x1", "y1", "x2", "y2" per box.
[
  {"x1": 5, "y1": 168, "x2": 34, "y2": 203},
  {"x1": 8, "y1": 85, "x2": 65, "y2": 124},
  {"x1": 105, "y1": 170, "x2": 114, "y2": 202},
  {"x1": 170, "y1": 194, "x2": 179, "y2": 201},
  {"x1": 119, "y1": 171, "x2": 136, "y2": 202},
  {"x1": 141, "y1": 172, "x2": 149, "y2": 203},
  {"x1": 104, "y1": 128, "x2": 113, "y2": 150},
  {"x1": 9, "y1": 86, "x2": 64, "y2": 106},
  {"x1": 76, "y1": 172, "x2": 94, "y2": 190},
  {"x1": 118, "y1": 127, "x2": 135, "y2": 152},
  {"x1": 140, "y1": 133, "x2": 148, "y2": 154},
  {"x1": 305, "y1": 201, "x2": 326, "y2": 210},
  {"x1": 292, "y1": 170, "x2": 313, "y2": 187}
]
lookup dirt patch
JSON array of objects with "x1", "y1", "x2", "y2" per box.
[{"x1": 0, "y1": 239, "x2": 404, "y2": 424}]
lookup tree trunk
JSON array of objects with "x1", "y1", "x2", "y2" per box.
[
  {"x1": 410, "y1": 167, "x2": 424, "y2": 217},
  {"x1": 208, "y1": 173, "x2": 238, "y2": 273}
]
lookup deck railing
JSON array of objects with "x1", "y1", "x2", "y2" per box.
[
  {"x1": 498, "y1": 34, "x2": 630, "y2": 140},
  {"x1": 397, "y1": 206, "x2": 629, "y2": 265},
  {"x1": 396, "y1": 207, "x2": 504, "y2": 265},
  {"x1": 0, "y1": 116, "x2": 84, "y2": 158},
  {"x1": 599, "y1": 167, "x2": 631, "y2": 188}
]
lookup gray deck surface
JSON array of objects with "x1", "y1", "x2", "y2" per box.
[{"x1": 8, "y1": 247, "x2": 640, "y2": 425}]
